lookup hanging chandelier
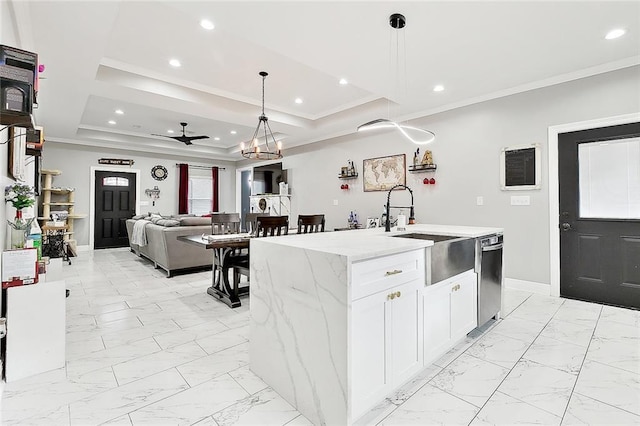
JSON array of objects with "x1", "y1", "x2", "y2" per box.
[
  {"x1": 357, "y1": 14, "x2": 435, "y2": 145},
  {"x1": 241, "y1": 71, "x2": 283, "y2": 160}
]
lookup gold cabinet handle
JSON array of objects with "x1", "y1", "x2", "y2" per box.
[
  {"x1": 396, "y1": 291, "x2": 401, "y2": 298},
  {"x1": 385, "y1": 269, "x2": 402, "y2": 276},
  {"x1": 387, "y1": 293, "x2": 396, "y2": 300}
]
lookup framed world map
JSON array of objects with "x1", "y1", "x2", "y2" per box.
[{"x1": 363, "y1": 154, "x2": 406, "y2": 192}]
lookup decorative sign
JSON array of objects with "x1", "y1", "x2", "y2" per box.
[
  {"x1": 98, "y1": 158, "x2": 135, "y2": 166},
  {"x1": 500, "y1": 143, "x2": 541, "y2": 190}
]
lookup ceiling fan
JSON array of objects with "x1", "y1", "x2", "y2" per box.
[{"x1": 152, "y1": 122, "x2": 209, "y2": 145}]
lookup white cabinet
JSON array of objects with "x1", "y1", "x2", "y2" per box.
[
  {"x1": 423, "y1": 269, "x2": 477, "y2": 366},
  {"x1": 351, "y1": 250, "x2": 424, "y2": 421}
]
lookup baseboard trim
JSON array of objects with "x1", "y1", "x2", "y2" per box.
[
  {"x1": 505, "y1": 278, "x2": 551, "y2": 296},
  {"x1": 76, "y1": 245, "x2": 90, "y2": 252}
]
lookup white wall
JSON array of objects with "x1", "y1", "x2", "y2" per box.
[
  {"x1": 278, "y1": 66, "x2": 640, "y2": 287},
  {"x1": 41, "y1": 143, "x2": 236, "y2": 246}
]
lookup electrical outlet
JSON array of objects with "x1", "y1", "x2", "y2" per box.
[
  {"x1": 333, "y1": 199, "x2": 339, "y2": 206},
  {"x1": 140, "y1": 200, "x2": 150, "y2": 206},
  {"x1": 476, "y1": 196, "x2": 484, "y2": 206},
  {"x1": 511, "y1": 195, "x2": 531, "y2": 206}
]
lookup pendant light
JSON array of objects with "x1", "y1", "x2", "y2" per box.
[
  {"x1": 357, "y1": 14, "x2": 435, "y2": 145},
  {"x1": 241, "y1": 71, "x2": 283, "y2": 160}
]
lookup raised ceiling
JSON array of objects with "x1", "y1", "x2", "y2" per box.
[{"x1": 9, "y1": 1, "x2": 640, "y2": 161}]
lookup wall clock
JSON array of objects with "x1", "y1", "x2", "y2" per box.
[{"x1": 151, "y1": 165, "x2": 168, "y2": 181}]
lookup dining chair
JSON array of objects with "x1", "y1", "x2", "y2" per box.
[
  {"x1": 297, "y1": 214, "x2": 325, "y2": 234},
  {"x1": 244, "y1": 213, "x2": 268, "y2": 235},
  {"x1": 210, "y1": 213, "x2": 249, "y2": 299},
  {"x1": 211, "y1": 213, "x2": 241, "y2": 235},
  {"x1": 255, "y1": 216, "x2": 289, "y2": 237}
]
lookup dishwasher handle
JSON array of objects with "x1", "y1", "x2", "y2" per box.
[{"x1": 482, "y1": 243, "x2": 503, "y2": 252}]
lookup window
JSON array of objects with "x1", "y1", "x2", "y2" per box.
[
  {"x1": 188, "y1": 176, "x2": 212, "y2": 215},
  {"x1": 578, "y1": 137, "x2": 640, "y2": 219},
  {"x1": 102, "y1": 176, "x2": 129, "y2": 186}
]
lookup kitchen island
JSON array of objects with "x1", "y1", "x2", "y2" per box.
[{"x1": 249, "y1": 224, "x2": 502, "y2": 425}]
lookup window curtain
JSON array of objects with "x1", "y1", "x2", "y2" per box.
[
  {"x1": 178, "y1": 163, "x2": 189, "y2": 214},
  {"x1": 211, "y1": 166, "x2": 219, "y2": 213}
]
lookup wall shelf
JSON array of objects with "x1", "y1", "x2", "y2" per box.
[
  {"x1": 338, "y1": 173, "x2": 359, "y2": 179},
  {"x1": 408, "y1": 164, "x2": 437, "y2": 173}
]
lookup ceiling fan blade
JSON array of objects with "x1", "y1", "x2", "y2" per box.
[
  {"x1": 183, "y1": 140, "x2": 193, "y2": 145},
  {"x1": 150, "y1": 134, "x2": 173, "y2": 138},
  {"x1": 187, "y1": 135, "x2": 209, "y2": 141}
]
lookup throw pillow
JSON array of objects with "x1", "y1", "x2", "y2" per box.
[{"x1": 156, "y1": 219, "x2": 180, "y2": 227}]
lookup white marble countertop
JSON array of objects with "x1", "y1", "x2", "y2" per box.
[{"x1": 251, "y1": 223, "x2": 503, "y2": 262}]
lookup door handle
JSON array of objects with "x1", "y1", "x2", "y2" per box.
[{"x1": 561, "y1": 222, "x2": 572, "y2": 232}]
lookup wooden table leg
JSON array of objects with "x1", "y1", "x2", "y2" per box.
[{"x1": 206, "y1": 247, "x2": 242, "y2": 308}]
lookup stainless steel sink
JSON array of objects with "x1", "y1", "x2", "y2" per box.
[
  {"x1": 392, "y1": 233, "x2": 475, "y2": 285},
  {"x1": 392, "y1": 233, "x2": 461, "y2": 243}
]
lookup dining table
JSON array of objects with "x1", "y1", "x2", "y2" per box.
[{"x1": 178, "y1": 233, "x2": 251, "y2": 308}]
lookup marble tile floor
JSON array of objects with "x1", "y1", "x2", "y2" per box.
[{"x1": 1, "y1": 248, "x2": 639, "y2": 425}]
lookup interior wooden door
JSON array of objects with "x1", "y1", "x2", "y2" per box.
[
  {"x1": 558, "y1": 122, "x2": 640, "y2": 309},
  {"x1": 94, "y1": 171, "x2": 136, "y2": 249}
]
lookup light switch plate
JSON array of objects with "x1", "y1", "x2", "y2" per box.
[
  {"x1": 140, "y1": 200, "x2": 150, "y2": 206},
  {"x1": 333, "y1": 199, "x2": 339, "y2": 206},
  {"x1": 476, "y1": 196, "x2": 484, "y2": 206},
  {"x1": 511, "y1": 195, "x2": 531, "y2": 206}
]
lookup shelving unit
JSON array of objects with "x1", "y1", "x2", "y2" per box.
[
  {"x1": 39, "y1": 169, "x2": 86, "y2": 256},
  {"x1": 408, "y1": 164, "x2": 437, "y2": 173}
]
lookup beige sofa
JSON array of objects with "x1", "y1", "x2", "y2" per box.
[{"x1": 125, "y1": 216, "x2": 212, "y2": 277}]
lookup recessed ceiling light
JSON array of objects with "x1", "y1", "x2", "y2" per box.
[
  {"x1": 230, "y1": 130, "x2": 237, "y2": 135},
  {"x1": 213, "y1": 137, "x2": 220, "y2": 141},
  {"x1": 167, "y1": 130, "x2": 174, "y2": 134},
  {"x1": 605, "y1": 28, "x2": 626, "y2": 40},
  {"x1": 169, "y1": 58, "x2": 181, "y2": 67},
  {"x1": 108, "y1": 120, "x2": 116, "y2": 125},
  {"x1": 295, "y1": 98, "x2": 303, "y2": 104},
  {"x1": 339, "y1": 78, "x2": 348, "y2": 85},
  {"x1": 200, "y1": 19, "x2": 215, "y2": 30},
  {"x1": 433, "y1": 84, "x2": 445, "y2": 92},
  {"x1": 115, "y1": 109, "x2": 124, "y2": 115}
]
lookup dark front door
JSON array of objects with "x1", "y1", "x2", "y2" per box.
[
  {"x1": 95, "y1": 171, "x2": 136, "y2": 249},
  {"x1": 558, "y1": 122, "x2": 640, "y2": 309}
]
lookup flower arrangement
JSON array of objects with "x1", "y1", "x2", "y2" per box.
[{"x1": 5, "y1": 183, "x2": 35, "y2": 210}]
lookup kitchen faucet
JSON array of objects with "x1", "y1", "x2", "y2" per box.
[{"x1": 385, "y1": 184, "x2": 415, "y2": 232}]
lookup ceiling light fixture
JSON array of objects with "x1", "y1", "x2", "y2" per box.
[
  {"x1": 200, "y1": 19, "x2": 215, "y2": 30},
  {"x1": 433, "y1": 85, "x2": 444, "y2": 92},
  {"x1": 295, "y1": 97, "x2": 303, "y2": 104},
  {"x1": 240, "y1": 71, "x2": 283, "y2": 160},
  {"x1": 115, "y1": 109, "x2": 124, "y2": 115},
  {"x1": 108, "y1": 120, "x2": 116, "y2": 125},
  {"x1": 357, "y1": 13, "x2": 435, "y2": 145},
  {"x1": 605, "y1": 28, "x2": 626, "y2": 40},
  {"x1": 230, "y1": 130, "x2": 237, "y2": 135},
  {"x1": 339, "y1": 78, "x2": 348, "y2": 85},
  {"x1": 167, "y1": 129, "x2": 174, "y2": 134},
  {"x1": 214, "y1": 137, "x2": 220, "y2": 141},
  {"x1": 169, "y1": 58, "x2": 181, "y2": 67}
]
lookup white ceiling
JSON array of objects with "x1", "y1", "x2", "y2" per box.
[{"x1": 9, "y1": 1, "x2": 640, "y2": 161}]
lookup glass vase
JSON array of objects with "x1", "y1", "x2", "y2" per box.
[{"x1": 8, "y1": 209, "x2": 33, "y2": 249}]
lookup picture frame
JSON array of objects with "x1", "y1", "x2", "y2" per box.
[
  {"x1": 363, "y1": 154, "x2": 406, "y2": 192},
  {"x1": 500, "y1": 143, "x2": 541, "y2": 190},
  {"x1": 366, "y1": 217, "x2": 380, "y2": 229}
]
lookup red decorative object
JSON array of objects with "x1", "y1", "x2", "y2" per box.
[
  {"x1": 423, "y1": 178, "x2": 430, "y2": 185},
  {"x1": 430, "y1": 178, "x2": 436, "y2": 184},
  {"x1": 341, "y1": 184, "x2": 350, "y2": 190}
]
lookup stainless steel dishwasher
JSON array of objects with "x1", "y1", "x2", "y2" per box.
[{"x1": 476, "y1": 234, "x2": 503, "y2": 327}]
